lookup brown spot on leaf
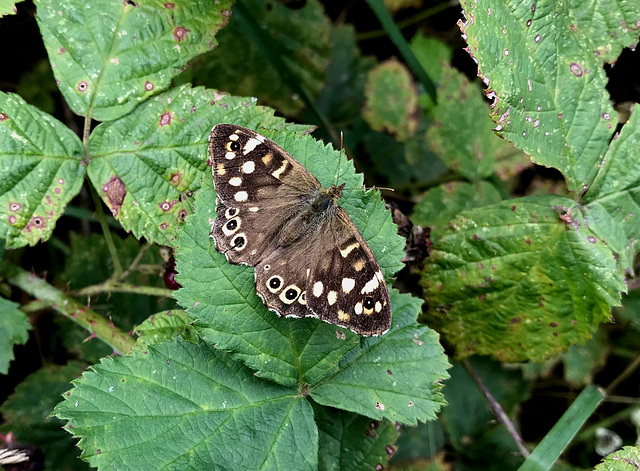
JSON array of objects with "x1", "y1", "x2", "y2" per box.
[
  {"x1": 9, "y1": 202, "x2": 21, "y2": 212},
  {"x1": 102, "y1": 176, "x2": 126, "y2": 217},
  {"x1": 178, "y1": 209, "x2": 188, "y2": 221},
  {"x1": 159, "y1": 200, "x2": 177, "y2": 212},
  {"x1": 77, "y1": 81, "x2": 88, "y2": 92},
  {"x1": 550, "y1": 322, "x2": 558, "y2": 327},
  {"x1": 0, "y1": 113, "x2": 9, "y2": 121},
  {"x1": 387, "y1": 369, "x2": 392, "y2": 375},
  {"x1": 587, "y1": 236, "x2": 597, "y2": 243},
  {"x1": 173, "y1": 26, "x2": 190, "y2": 42},
  {"x1": 55, "y1": 187, "x2": 61, "y2": 194},
  {"x1": 170, "y1": 172, "x2": 182, "y2": 184},
  {"x1": 570, "y1": 63, "x2": 583, "y2": 77},
  {"x1": 221, "y1": 9, "x2": 231, "y2": 17},
  {"x1": 144, "y1": 81, "x2": 154, "y2": 91},
  {"x1": 375, "y1": 464, "x2": 383, "y2": 471},
  {"x1": 159, "y1": 111, "x2": 172, "y2": 127},
  {"x1": 386, "y1": 446, "x2": 395, "y2": 456},
  {"x1": 160, "y1": 222, "x2": 168, "y2": 230},
  {"x1": 525, "y1": 237, "x2": 531, "y2": 245},
  {"x1": 164, "y1": 2, "x2": 174, "y2": 8},
  {"x1": 8, "y1": 215, "x2": 17, "y2": 224},
  {"x1": 24, "y1": 215, "x2": 46, "y2": 232}
]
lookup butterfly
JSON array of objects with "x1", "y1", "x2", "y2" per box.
[{"x1": 208, "y1": 124, "x2": 391, "y2": 336}]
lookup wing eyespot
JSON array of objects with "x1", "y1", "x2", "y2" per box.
[{"x1": 267, "y1": 275, "x2": 283, "y2": 293}]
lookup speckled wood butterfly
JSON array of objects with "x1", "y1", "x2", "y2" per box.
[{"x1": 208, "y1": 124, "x2": 391, "y2": 336}]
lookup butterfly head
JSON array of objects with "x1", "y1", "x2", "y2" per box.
[{"x1": 325, "y1": 183, "x2": 346, "y2": 205}]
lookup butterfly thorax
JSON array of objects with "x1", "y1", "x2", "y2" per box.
[{"x1": 278, "y1": 183, "x2": 346, "y2": 248}]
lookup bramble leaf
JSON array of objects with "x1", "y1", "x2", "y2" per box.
[
  {"x1": 422, "y1": 195, "x2": 626, "y2": 361},
  {"x1": 0, "y1": 92, "x2": 84, "y2": 248},
  {"x1": 310, "y1": 291, "x2": 449, "y2": 425},
  {"x1": 35, "y1": 0, "x2": 233, "y2": 121},
  {"x1": 53, "y1": 341, "x2": 318, "y2": 470},
  {"x1": 459, "y1": 0, "x2": 640, "y2": 192}
]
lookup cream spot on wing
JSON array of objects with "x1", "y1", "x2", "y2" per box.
[
  {"x1": 342, "y1": 278, "x2": 355, "y2": 294},
  {"x1": 229, "y1": 133, "x2": 239, "y2": 141},
  {"x1": 234, "y1": 191, "x2": 248, "y2": 202},
  {"x1": 340, "y1": 242, "x2": 359, "y2": 258},
  {"x1": 354, "y1": 302, "x2": 363, "y2": 315},
  {"x1": 361, "y1": 275, "x2": 379, "y2": 294},
  {"x1": 272, "y1": 160, "x2": 288, "y2": 179},
  {"x1": 375, "y1": 301, "x2": 382, "y2": 313},
  {"x1": 229, "y1": 177, "x2": 242, "y2": 186},
  {"x1": 242, "y1": 161, "x2": 255, "y2": 174},
  {"x1": 327, "y1": 290, "x2": 337, "y2": 306},
  {"x1": 262, "y1": 153, "x2": 273, "y2": 165},
  {"x1": 338, "y1": 310, "x2": 349, "y2": 321},
  {"x1": 249, "y1": 207, "x2": 259, "y2": 212},
  {"x1": 243, "y1": 138, "x2": 261, "y2": 154},
  {"x1": 353, "y1": 259, "x2": 365, "y2": 272},
  {"x1": 313, "y1": 281, "x2": 323, "y2": 297},
  {"x1": 375, "y1": 270, "x2": 384, "y2": 282},
  {"x1": 216, "y1": 163, "x2": 226, "y2": 175},
  {"x1": 306, "y1": 268, "x2": 310, "y2": 278},
  {"x1": 225, "y1": 152, "x2": 235, "y2": 160}
]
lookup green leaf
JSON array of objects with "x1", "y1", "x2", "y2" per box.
[
  {"x1": 363, "y1": 59, "x2": 418, "y2": 141},
  {"x1": 53, "y1": 340, "x2": 318, "y2": 470},
  {"x1": 410, "y1": 33, "x2": 452, "y2": 111},
  {"x1": 134, "y1": 309, "x2": 197, "y2": 348},
  {"x1": 316, "y1": 404, "x2": 399, "y2": 471},
  {"x1": 594, "y1": 446, "x2": 640, "y2": 471},
  {"x1": 0, "y1": 92, "x2": 85, "y2": 248},
  {"x1": 0, "y1": 0, "x2": 23, "y2": 16},
  {"x1": 426, "y1": 63, "x2": 510, "y2": 180},
  {"x1": 189, "y1": 0, "x2": 331, "y2": 116},
  {"x1": 310, "y1": 291, "x2": 450, "y2": 425},
  {"x1": 86, "y1": 85, "x2": 300, "y2": 245},
  {"x1": 174, "y1": 129, "x2": 406, "y2": 387},
  {"x1": 0, "y1": 297, "x2": 31, "y2": 375},
  {"x1": 422, "y1": 195, "x2": 626, "y2": 361},
  {"x1": 563, "y1": 328, "x2": 608, "y2": 388},
  {"x1": 518, "y1": 385, "x2": 605, "y2": 471},
  {"x1": 411, "y1": 181, "x2": 503, "y2": 240},
  {"x1": 35, "y1": 0, "x2": 233, "y2": 122},
  {"x1": 0, "y1": 362, "x2": 88, "y2": 471},
  {"x1": 584, "y1": 109, "x2": 640, "y2": 259},
  {"x1": 459, "y1": 0, "x2": 640, "y2": 192}
]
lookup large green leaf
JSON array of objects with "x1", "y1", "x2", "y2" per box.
[
  {"x1": 594, "y1": 446, "x2": 640, "y2": 471},
  {"x1": 1, "y1": 362, "x2": 88, "y2": 471},
  {"x1": 0, "y1": 297, "x2": 31, "y2": 375},
  {"x1": 86, "y1": 85, "x2": 305, "y2": 245},
  {"x1": 0, "y1": 0, "x2": 23, "y2": 16},
  {"x1": 459, "y1": 0, "x2": 640, "y2": 192},
  {"x1": 422, "y1": 195, "x2": 626, "y2": 361},
  {"x1": 35, "y1": 0, "x2": 233, "y2": 122},
  {"x1": 310, "y1": 291, "x2": 449, "y2": 425},
  {"x1": 0, "y1": 92, "x2": 84, "y2": 248},
  {"x1": 53, "y1": 340, "x2": 318, "y2": 470},
  {"x1": 174, "y1": 128, "x2": 406, "y2": 387}
]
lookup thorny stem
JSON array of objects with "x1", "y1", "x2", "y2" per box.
[
  {"x1": 463, "y1": 359, "x2": 531, "y2": 458},
  {"x1": 88, "y1": 183, "x2": 124, "y2": 276},
  {"x1": 2, "y1": 261, "x2": 135, "y2": 354}
]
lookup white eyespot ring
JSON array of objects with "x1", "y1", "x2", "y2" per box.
[
  {"x1": 362, "y1": 296, "x2": 375, "y2": 315},
  {"x1": 298, "y1": 291, "x2": 307, "y2": 305},
  {"x1": 222, "y1": 217, "x2": 240, "y2": 236},
  {"x1": 267, "y1": 275, "x2": 284, "y2": 293},
  {"x1": 225, "y1": 207, "x2": 239, "y2": 219},
  {"x1": 280, "y1": 284, "x2": 301, "y2": 304},
  {"x1": 231, "y1": 233, "x2": 247, "y2": 251}
]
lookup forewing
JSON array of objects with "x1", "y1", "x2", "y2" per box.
[{"x1": 208, "y1": 124, "x2": 321, "y2": 265}]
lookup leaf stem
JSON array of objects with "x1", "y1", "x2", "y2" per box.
[
  {"x1": 89, "y1": 183, "x2": 124, "y2": 276},
  {"x1": 2, "y1": 261, "x2": 135, "y2": 354},
  {"x1": 463, "y1": 359, "x2": 531, "y2": 458},
  {"x1": 118, "y1": 243, "x2": 154, "y2": 282}
]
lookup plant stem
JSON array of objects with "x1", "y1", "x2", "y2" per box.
[
  {"x1": 73, "y1": 281, "x2": 172, "y2": 298},
  {"x1": 118, "y1": 243, "x2": 153, "y2": 282},
  {"x1": 463, "y1": 359, "x2": 531, "y2": 458},
  {"x1": 605, "y1": 354, "x2": 640, "y2": 395},
  {"x1": 2, "y1": 261, "x2": 135, "y2": 354},
  {"x1": 89, "y1": 183, "x2": 124, "y2": 276}
]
